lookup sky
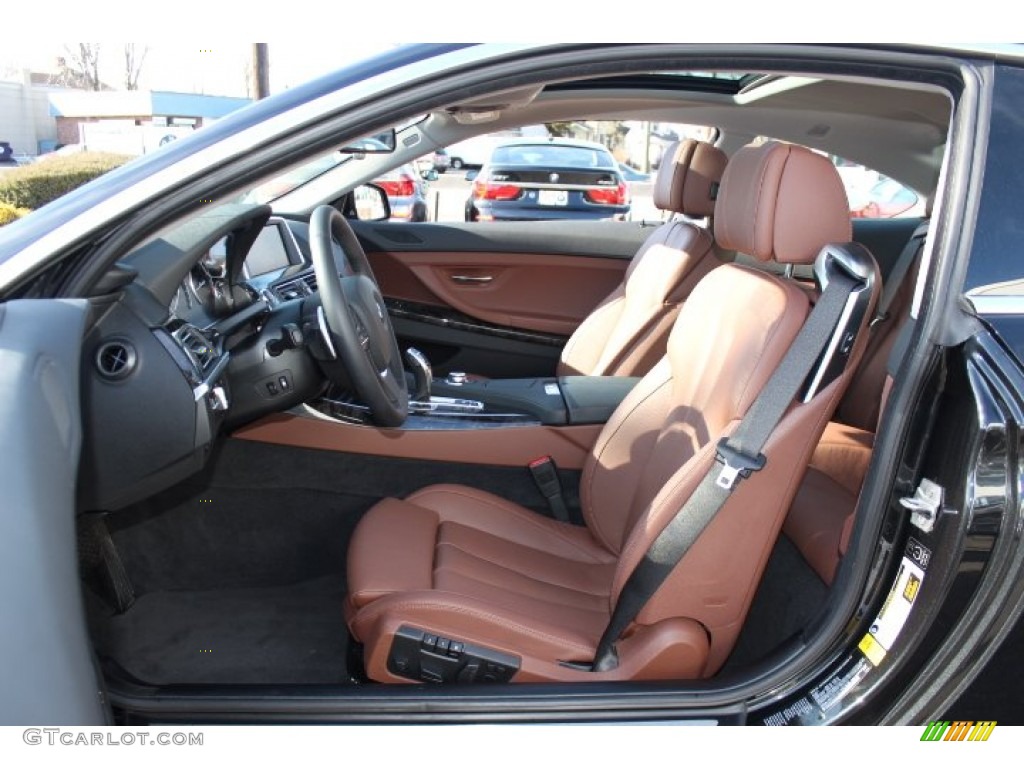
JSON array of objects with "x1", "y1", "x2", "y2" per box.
[
  {"x1": 0, "y1": 2, "x2": 1012, "y2": 98},
  {"x1": 0, "y1": 42, "x2": 400, "y2": 97}
]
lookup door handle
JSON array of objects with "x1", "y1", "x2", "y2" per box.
[{"x1": 450, "y1": 275, "x2": 494, "y2": 284}]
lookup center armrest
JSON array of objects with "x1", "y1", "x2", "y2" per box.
[
  {"x1": 558, "y1": 376, "x2": 641, "y2": 424},
  {"x1": 430, "y1": 376, "x2": 640, "y2": 426}
]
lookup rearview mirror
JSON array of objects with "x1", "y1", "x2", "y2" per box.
[{"x1": 339, "y1": 129, "x2": 397, "y2": 154}]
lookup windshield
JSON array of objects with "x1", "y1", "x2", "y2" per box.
[
  {"x1": 242, "y1": 152, "x2": 347, "y2": 205},
  {"x1": 241, "y1": 135, "x2": 397, "y2": 205}
]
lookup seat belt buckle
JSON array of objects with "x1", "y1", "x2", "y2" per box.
[
  {"x1": 528, "y1": 456, "x2": 571, "y2": 523},
  {"x1": 528, "y1": 456, "x2": 561, "y2": 497},
  {"x1": 714, "y1": 439, "x2": 766, "y2": 491}
]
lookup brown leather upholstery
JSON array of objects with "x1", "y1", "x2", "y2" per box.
[
  {"x1": 784, "y1": 422, "x2": 874, "y2": 583},
  {"x1": 558, "y1": 140, "x2": 727, "y2": 377},
  {"x1": 653, "y1": 139, "x2": 729, "y2": 216},
  {"x1": 716, "y1": 141, "x2": 851, "y2": 265},
  {"x1": 346, "y1": 141, "x2": 876, "y2": 683}
]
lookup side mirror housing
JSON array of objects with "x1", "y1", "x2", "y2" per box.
[{"x1": 353, "y1": 183, "x2": 391, "y2": 221}]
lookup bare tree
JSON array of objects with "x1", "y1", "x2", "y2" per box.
[
  {"x1": 123, "y1": 44, "x2": 148, "y2": 91},
  {"x1": 242, "y1": 55, "x2": 253, "y2": 99},
  {"x1": 56, "y1": 43, "x2": 103, "y2": 90},
  {"x1": 0, "y1": 59, "x2": 24, "y2": 82},
  {"x1": 545, "y1": 121, "x2": 575, "y2": 138}
]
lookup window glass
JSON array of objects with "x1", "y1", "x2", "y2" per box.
[
  {"x1": 428, "y1": 121, "x2": 714, "y2": 223},
  {"x1": 490, "y1": 144, "x2": 615, "y2": 169},
  {"x1": 753, "y1": 140, "x2": 924, "y2": 219}
]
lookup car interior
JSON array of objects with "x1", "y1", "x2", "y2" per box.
[{"x1": 74, "y1": 65, "x2": 952, "y2": 698}]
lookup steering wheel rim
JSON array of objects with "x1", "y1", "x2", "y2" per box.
[{"x1": 309, "y1": 205, "x2": 408, "y2": 427}]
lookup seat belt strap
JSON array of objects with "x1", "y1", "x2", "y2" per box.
[
  {"x1": 871, "y1": 221, "x2": 929, "y2": 329},
  {"x1": 590, "y1": 269, "x2": 860, "y2": 672}
]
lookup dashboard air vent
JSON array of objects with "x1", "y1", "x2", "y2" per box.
[
  {"x1": 273, "y1": 272, "x2": 318, "y2": 301},
  {"x1": 173, "y1": 324, "x2": 216, "y2": 373},
  {"x1": 95, "y1": 340, "x2": 137, "y2": 381}
]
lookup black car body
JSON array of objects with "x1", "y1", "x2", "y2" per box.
[
  {"x1": 0, "y1": 43, "x2": 1023, "y2": 729},
  {"x1": 465, "y1": 138, "x2": 629, "y2": 221}
]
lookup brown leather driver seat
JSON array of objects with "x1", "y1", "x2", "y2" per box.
[
  {"x1": 345, "y1": 141, "x2": 878, "y2": 684},
  {"x1": 557, "y1": 139, "x2": 728, "y2": 377}
]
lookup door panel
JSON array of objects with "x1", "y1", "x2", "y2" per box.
[
  {"x1": 370, "y1": 250, "x2": 626, "y2": 335},
  {"x1": 353, "y1": 219, "x2": 655, "y2": 258},
  {"x1": 354, "y1": 220, "x2": 652, "y2": 377}
]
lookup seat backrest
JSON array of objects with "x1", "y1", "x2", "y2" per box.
[
  {"x1": 557, "y1": 140, "x2": 728, "y2": 378},
  {"x1": 580, "y1": 142, "x2": 876, "y2": 675}
]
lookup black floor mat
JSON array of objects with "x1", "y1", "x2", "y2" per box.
[
  {"x1": 88, "y1": 437, "x2": 585, "y2": 687},
  {"x1": 94, "y1": 574, "x2": 351, "y2": 685}
]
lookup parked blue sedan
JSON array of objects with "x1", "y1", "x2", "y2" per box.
[{"x1": 464, "y1": 138, "x2": 630, "y2": 221}]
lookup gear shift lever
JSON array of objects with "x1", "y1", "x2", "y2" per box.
[{"x1": 404, "y1": 347, "x2": 432, "y2": 402}]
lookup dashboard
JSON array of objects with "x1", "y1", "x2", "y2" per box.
[
  {"x1": 78, "y1": 204, "x2": 346, "y2": 511},
  {"x1": 167, "y1": 216, "x2": 341, "y2": 329}
]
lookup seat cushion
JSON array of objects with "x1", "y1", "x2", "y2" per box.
[{"x1": 346, "y1": 485, "x2": 619, "y2": 672}]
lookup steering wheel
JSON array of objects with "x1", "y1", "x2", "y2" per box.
[{"x1": 309, "y1": 205, "x2": 408, "y2": 427}]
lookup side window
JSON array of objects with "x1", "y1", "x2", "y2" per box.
[
  {"x1": 423, "y1": 121, "x2": 715, "y2": 223},
  {"x1": 832, "y1": 157, "x2": 924, "y2": 219},
  {"x1": 754, "y1": 140, "x2": 925, "y2": 220}
]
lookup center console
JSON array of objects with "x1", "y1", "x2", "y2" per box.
[
  {"x1": 431, "y1": 373, "x2": 641, "y2": 426},
  {"x1": 310, "y1": 367, "x2": 639, "y2": 430},
  {"x1": 236, "y1": 350, "x2": 639, "y2": 470}
]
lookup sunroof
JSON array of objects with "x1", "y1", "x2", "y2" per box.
[
  {"x1": 669, "y1": 71, "x2": 750, "y2": 80},
  {"x1": 546, "y1": 72, "x2": 761, "y2": 95}
]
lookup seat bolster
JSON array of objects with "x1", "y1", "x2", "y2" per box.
[
  {"x1": 783, "y1": 467, "x2": 858, "y2": 584},
  {"x1": 346, "y1": 497, "x2": 440, "y2": 610},
  {"x1": 808, "y1": 421, "x2": 875, "y2": 497}
]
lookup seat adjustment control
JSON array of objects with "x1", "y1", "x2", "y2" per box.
[{"x1": 387, "y1": 625, "x2": 519, "y2": 684}]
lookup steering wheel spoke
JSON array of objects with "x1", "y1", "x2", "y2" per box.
[{"x1": 309, "y1": 206, "x2": 408, "y2": 426}]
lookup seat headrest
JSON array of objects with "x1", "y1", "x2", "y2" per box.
[
  {"x1": 715, "y1": 141, "x2": 851, "y2": 265},
  {"x1": 653, "y1": 139, "x2": 729, "y2": 217}
]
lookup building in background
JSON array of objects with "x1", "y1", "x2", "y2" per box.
[
  {"x1": 0, "y1": 72, "x2": 63, "y2": 159},
  {"x1": 0, "y1": 69, "x2": 251, "y2": 158},
  {"x1": 48, "y1": 90, "x2": 251, "y2": 155}
]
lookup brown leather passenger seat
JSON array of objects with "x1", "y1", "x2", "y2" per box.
[
  {"x1": 344, "y1": 141, "x2": 879, "y2": 683},
  {"x1": 783, "y1": 220, "x2": 928, "y2": 583},
  {"x1": 557, "y1": 139, "x2": 728, "y2": 377}
]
